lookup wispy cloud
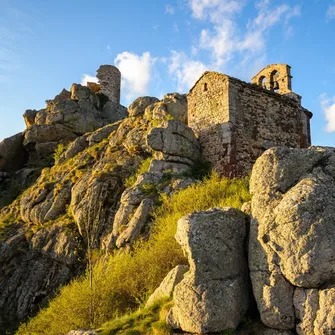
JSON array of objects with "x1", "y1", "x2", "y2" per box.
[
  {"x1": 114, "y1": 51, "x2": 154, "y2": 101},
  {"x1": 81, "y1": 74, "x2": 98, "y2": 86},
  {"x1": 326, "y1": 1, "x2": 335, "y2": 20},
  {"x1": 165, "y1": 4, "x2": 175, "y2": 15},
  {"x1": 184, "y1": 0, "x2": 301, "y2": 76},
  {"x1": 320, "y1": 93, "x2": 335, "y2": 132},
  {"x1": 168, "y1": 50, "x2": 208, "y2": 92}
]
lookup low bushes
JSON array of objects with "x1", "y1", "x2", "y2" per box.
[{"x1": 17, "y1": 173, "x2": 250, "y2": 335}]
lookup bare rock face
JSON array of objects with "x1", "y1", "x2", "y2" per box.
[
  {"x1": 128, "y1": 96, "x2": 160, "y2": 117},
  {"x1": 249, "y1": 146, "x2": 335, "y2": 332},
  {"x1": 146, "y1": 265, "x2": 189, "y2": 307},
  {"x1": 23, "y1": 109, "x2": 37, "y2": 128},
  {"x1": 294, "y1": 287, "x2": 335, "y2": 335},
  {"x1": 101, "y1": 101, "x2": 128, "y2": 123},
  {"x1": 23, "y1": 81, "x2": 127, "y2": 167},
  {"x1": 0, "y1": 221, "x2": 83, "y2": 330},
  {"x1": 162, "y1": 93, "x2": 188, "y2": 123},
  {"x1": 168, "y1": 208, "x2": 249, "y2": 334},
  {"x1": 147, "y1": 120, "x2": 200, "y2": 161},
  {"x1": 0, "y1": 133, "x2": 26, "y2": 172}
]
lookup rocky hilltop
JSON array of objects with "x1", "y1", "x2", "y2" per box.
[{"x1": 0, "y1": 65, "x2": 334, "y2": 335}]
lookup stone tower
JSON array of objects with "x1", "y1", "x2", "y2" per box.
[{"x1": 96, "y1": 65, "x2": 121, "y2": 104}]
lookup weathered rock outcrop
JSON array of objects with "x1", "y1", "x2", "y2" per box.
[
  {"x1": 0, "y1": 133, "x2": 27, "y2": 172},
  {"x1": 168, "y1": 208, "x2": 249, "y2": 334},
  {"x1": 0, "y1": 216, "x2": 84, "y2": 331},
  {"x1": 146, "y1": 265, "x2": 189, "y2": 307},
  {"x1": 23, "y1": 82, "x2": 127, "y2": 166},
  {"x1": 249, "y1": 146, "x2": 335, "y2": 333},
  {"x1": 147, "y1": 120, "x2": 200, "y2": 162},
  {"x1": 128, "y1": 96, "x2": 159, "y2": 117},
  {"x1": 0, "y1": 88, "x2": 203, "y2": 333},
  {"x1": 294, "y1": 287, "x2": 335, "y2": 335}
]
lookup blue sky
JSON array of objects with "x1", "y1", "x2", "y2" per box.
[{"x1": 0, "y1": 0, "x2": 334, "y2": 146}]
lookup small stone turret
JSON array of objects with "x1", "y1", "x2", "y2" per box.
[{"x1": 96, "y1": 65, "x2": 121, "y2": 104}]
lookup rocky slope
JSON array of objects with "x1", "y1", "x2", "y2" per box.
[
  {"x1": 0, "y1": 83, "x2": 198, "y2": 332},
  {"x1": 2, "y1": 75, "x2": 335, "y2": 335}
]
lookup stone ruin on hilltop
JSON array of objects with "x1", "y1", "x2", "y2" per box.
[
  {"x1": 92, "y1": 63, "x2": 313, "y2": 177},
  {"x1": 188, "y1": 63, "x2": 312, "y2": 177},
  {"x1": 0, "y1": 63, "x2": 312, "y2": 179}
]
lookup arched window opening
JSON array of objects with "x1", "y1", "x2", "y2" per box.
[
  {"x1": 204, "y1": 83, "x2": 208, "y2": 92},
  {"x1": 259, "y1": 76, "x2": 268, "y2": 90},
  {"x1": 270, "y1": 70, "x2": 280, "y2": 92}
]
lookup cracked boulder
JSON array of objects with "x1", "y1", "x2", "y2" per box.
[
  {"x1": 249, "y1": 146, "x2": 335, "y2": 331},
  {"x1": 147, "y1": 120, "x2": 200, "y2": 163},
  {"x1": 167, "y1": 208, "x2": 249, "y2": 334},
  {"x1": 128, "y1": 96, "x2": 159, "y2": 117}
]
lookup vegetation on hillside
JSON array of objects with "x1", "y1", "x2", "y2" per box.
[{"x1": 16, "y1": 173, "x2": 250, "y2": 335}]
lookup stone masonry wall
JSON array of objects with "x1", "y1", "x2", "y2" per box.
[
  {"x1": 188, "y1": 72, "x2": 235, "y2": 176},
  {"x1": 188, "y1": 72, "x2": 312, "y2": 177},
  {"x1": 96, "y1": 65, "x2": 121, "y2": 104},
  {"x1": 229, "y1": 78, "x2": 311, "y2": 176}
]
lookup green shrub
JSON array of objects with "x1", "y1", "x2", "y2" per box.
[
  {"x1": 53, "y1": 143, "x2": 67, "y2": 162},
  {"x1": 125, "y1": 158, "x2": 152, "y2": 188},
  {"x1": 17, "y1": 173, "x2": 250, "y2": 335}
]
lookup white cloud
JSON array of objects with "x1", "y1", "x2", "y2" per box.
[
  {"x1": 326, "y1": 3, "x2": 335, "y2": 20},
  {"x1": 189, "y1": 0, "x2": 244, "y2": 23},
  {"x1": 321, "y1": 94, "x2": 335, "y2": 132},
  {"x1": 80, "y1": 74, "x2": 98, "y2": 86},
  {"x1": 165, "y1": 4, "x2": 175, "y2": 15},
  {"x1": 193, "y1": 0, "x2": 300, "y2": 71},
  {"x1": 114, "y1": 51, "x2": 154, "y2": 100},
  {"x1": 169, "y1": 51, "x2": 208, "y2": 92}
]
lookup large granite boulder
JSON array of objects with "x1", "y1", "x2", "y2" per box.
[
  {"x1": 162, "y1": 93, "x2": 188, "y2": 123},
  {"x1": 0, "y1": 133, "x2": 26, "y2": 172},
  {"x1": 23, "y1": 109, "x2": 37, "y2": 128},
  {"x1": 167, "y1": 208, "x2": 249, "y2": 334},
  {"x1": 294, "y1": 287, "x2": 335, "y2": 335},
  {"x1": 249, "y1": 146, "x2": 335, "y2": 332},
  {"x1": 146, "y1": 265, "x2": 189, "y2": 307},
  {"x1": 128, "y1": 96, "x2": 159, "y2": 117},
  {"x1": 147, "y1": 120, "x2": 200, "y2": 161}
]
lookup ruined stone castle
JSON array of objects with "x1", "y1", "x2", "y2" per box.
[
  {"x1": 188, "y1": 64, "x2": 312, "y2": 176},
  {"x1": 94, "y1": 63, "x2": 312, "y2": 177}
]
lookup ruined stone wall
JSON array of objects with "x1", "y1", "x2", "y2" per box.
[
  {"x1": 229, "y1": 78, "x2": 311, "y2": 176},
  {"x1": 188, "y1": 72, "x2": 235, "y2": 175},
  {"x1": 96, "y1": 65, "x2": 121, "y2": 104},
  {"x1": 188, "y1": 72, "x2": 312, "y2": 177}
]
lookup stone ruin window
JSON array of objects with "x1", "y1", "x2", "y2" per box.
[
  {"x1": 270, "y1": 70, "x2": 280, "y2": 92},
  {"x1": 259, "y1": 76, "x2": 268, "y2": 90},
  {"x1": 204, "y1": 83, "x2": 208, "y2": 92}
]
